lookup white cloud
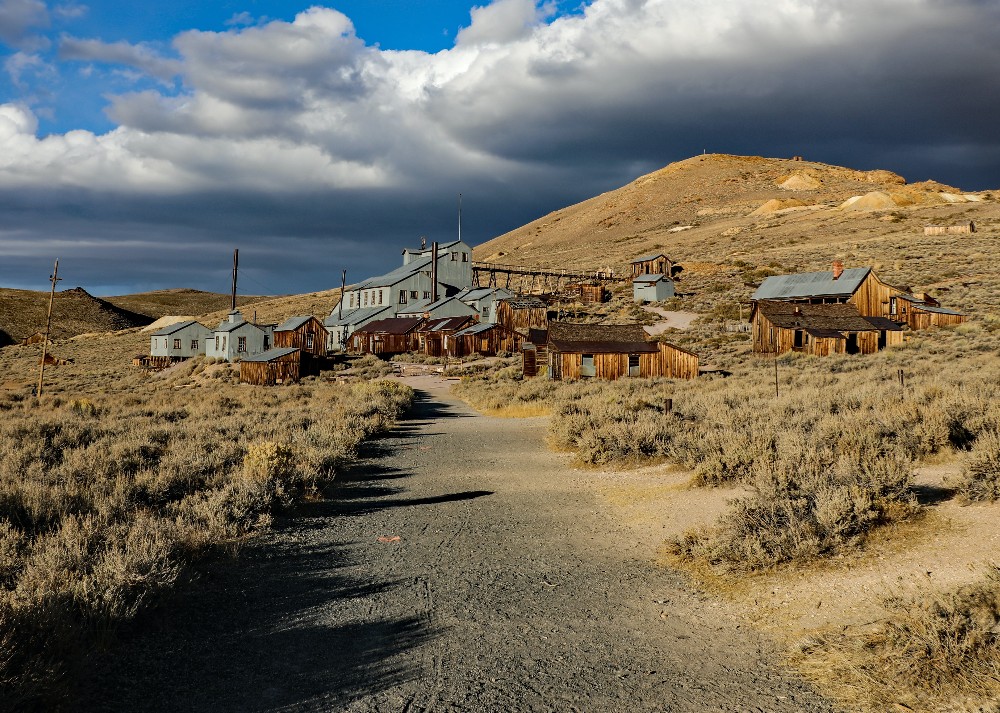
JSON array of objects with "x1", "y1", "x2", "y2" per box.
[
  {"x1": 59, "y1": 36, "x2": 182, "y2": 82},
  {"x1": 0, "y1": 0, "x2": 47, "y2": 45},
  {"x1": 3, "y1": 50, "x2": 47, "y2": 87},
  {"x1": 53, "y1": 2, "x2": 87, "y2": 20},
  {"x1": 455, "y1": 0, "x2": 551, "y2": 46}
]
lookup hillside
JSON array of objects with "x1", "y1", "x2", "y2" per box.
[
  {"x1": 473, "y1": 153, "x2": 1000, "y2": 311},
  {"x1": 104, "y1": 288, "x2": 270, "y2": 321},
  {"x1": 0, "y1": 286, "x2": 154, "y2": 344}
]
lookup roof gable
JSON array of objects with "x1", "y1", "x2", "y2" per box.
[
  {"x1": 151, "y1": 320, "x2": 205, "y2": 336},
  {"x1": 752, "y1": 267, "x2": 872, "y2": 300},
  {"x1": 275, "y1": 315, "x2": 317, "y2": 332}
]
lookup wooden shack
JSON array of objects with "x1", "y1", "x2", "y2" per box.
[
  {"x1": 240, "y1": 347, "x2": 313, "y2": 385},
  {"x1": 495, "y1": 296, "x2": 548, "y2": 336},
  {"x1": 751, "y1": 301, "x2": 904, "y2": 356},
  {"x1": 349, "y1": 317, "x2": 423, "y2": 355},
  {"x1": 521, "y1": 328, "x2": 548, "y2": 377},
  {"x1": 416, "y1": 316, "x2": 476, "y2": 357},
  {"x1": 273, "y1": 315, "x2": 329, "y2": 356},
  {"x1": 890, "y1": 295, "x2": 967, "y2": 329},
  {"x1": 924, "y1": 222, "x2": 975, "y2": 236},
  {"x1": 546, "y1": 322, "x2": 698, "y2": 381},
  {"x1": 448, "y1": 322, "x2": 524, "y2": 358},
  {"x1": 564, "y1": 283, "x2": 608, "y2": 304},
  {"x1": 630, "y1": 253, "x2": 674, "y2": 279}
]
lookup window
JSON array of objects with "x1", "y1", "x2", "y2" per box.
[
  {"x1": 191, "y1": 340, "x2": 199, "y2": 351},
  {"x1": 483, "y1": 306, "x2": 490, "y2": 319},
  {"x1": 793, "y1": 330, "x2": 804, "y2": 349},
  {"x1": 377, "y1": 291, "x2": 383, "y2": 305},
  {"x1": 221, "y1": 336, "x2": 227, "y2": 351},
  {"x1": 350, "y1": 293, "x2": 356, "y2": 308},
  {"x1": 423, "y1": 291, "x2": 431, "y2": 300},
  {"x1": 363, "y1": 292, "x2": 368, "y2": 306},
  {"x1": 581, "y1": 354, "x2": 596, "y2": 378},
  {"x1": 215, "y1": 335, "x2": 220, "y2": 350},
  {"x1": 410, "y1": 290, "x2": 418, "y2": 299},
  {"x1": 173, "y1": 338, "x2": 181, "y2": 350},
  {"x1": 263, "y1": 335, "x2": 270, "y2": 350},
  {"x1": 451, "y1": 252, "x2": 457, "y2": 261},
  {"x1": 628, "y1": 354, "x2": 640, "y2": 377},
  {"x1": 237, "y1": 336, "x2": 247, "y2": 353},
  {"x1": 889, "y1": 297, "x2": 897, "y2": 316},
  {"x1": 462, "y1": 252, "x2": 469, "y2": 262},
  {"x1": 306, "y1": 334, "x2": 314, "y2": 350},
  {"x1": 399, "y1": 290, "x2": 407, "y2": 304}
]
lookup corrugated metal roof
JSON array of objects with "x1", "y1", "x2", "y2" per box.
[
  {"x1": 242, "y1": 347, "x2": 299, "y2": 362},
  {"x1": 418, "y1": 316, "x2": 474, "y2": 333},
  {"x1": 275, "y1": 315, "x2": 314, "y2": 332},
  {"x1": 353, "y1": 256, "x2": 432, "y2": 290},
  {"x1": 151, "y1": 320, "x2": 203, "y2": 336},
  {"x1": 910, "y1": 304, "x2": 965, "y2": 316},
  {"x1": 630, "y1": 253, "x2": 669, "y2": 264},
  {"x1": 453, "y1": 322, "x2": 497, "y2": 337},
  {"x1": 458, "y1": 287, "x2": 512, "y2": 302},
  {"x1": 352, "y1": 317, "x2": 423, "y2": 335},
  {"x1": 499, "y1": 296, "x2": 546, "y2": 309},
  {"x1": 324, "y1": 306, "x2": 391, "y2": 327},
  {"x1": 633, "y1": 274, "x2": 670, "y2": 284},
  {"x1": 752, "y1": 267, "x2": 871, "y2": 300},
  {"x1": 215, "y1": 320, "x2": 250, "y2": 333},
  {"x1": 865, "y1": 316, "x2": 905, "y2": 331}
]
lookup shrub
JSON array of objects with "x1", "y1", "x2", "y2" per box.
[{"x1": 953, "y1": 430, "x2": 1000, "y2": 502}]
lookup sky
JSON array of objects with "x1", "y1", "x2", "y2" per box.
[{"x1": 1, "y1": 0, "x2": 998, "y2": 296}]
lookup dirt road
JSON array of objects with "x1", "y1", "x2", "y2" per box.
[{"x1": 79, "y1": 378, "x2": 832, "y2": 712}]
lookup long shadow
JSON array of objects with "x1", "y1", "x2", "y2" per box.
[
  {"x1": 321, "y1": 490, "x2": 494, "y2": 517},
  {"x1": 912, "y1": 483, "x2": 957, "y2": 505}
]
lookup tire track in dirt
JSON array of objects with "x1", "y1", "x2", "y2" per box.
[{"x1": 76, "y1": 376, "x2": 833, "y2": 712}]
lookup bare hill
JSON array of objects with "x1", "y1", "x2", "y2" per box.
[
  {"x1": 472, "y1": 154, "x2": 1000, "y2": 300},
  {"x1": 104, "y1": 288, "x2": 269, "y2": 320},
  {"x1": 0, "y1": 287, "x2": 154, "y2": 343}
]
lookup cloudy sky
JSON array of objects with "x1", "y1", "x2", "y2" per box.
[{"x1": 1, "y1": 0, "x2": 998, "y2": 295}]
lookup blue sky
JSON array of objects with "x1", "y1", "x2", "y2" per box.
[{"x1": 1, "y1": 0, "x2": 999, "y2": 295}]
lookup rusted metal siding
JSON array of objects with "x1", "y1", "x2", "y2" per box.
[{"x1": 273, "y1": 317, "x2": 328, "y2": 356}]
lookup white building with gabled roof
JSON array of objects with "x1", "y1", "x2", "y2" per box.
[
  {"x1": 206, "y1": 310, "x2": 274, "y2": 362},
  {"x1": 150, "y1": 320, "x2": 212, "y2": 358}
]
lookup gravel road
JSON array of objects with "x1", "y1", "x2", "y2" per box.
[{"x1": 78, "y1": 377, "x2": 833, "y2": 712}]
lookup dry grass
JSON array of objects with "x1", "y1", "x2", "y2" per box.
[{"x1": 0, "y1": 331, "x2": 412, "y2": 709}]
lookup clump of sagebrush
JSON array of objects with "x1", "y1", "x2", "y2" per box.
[
  {"x1": 795, "y1": 568, "x2": 1000, "y2": 710},
  {"x1": 0, "y1": 376, "x2": 413, "y2": 709},
  {"x1": 952, "y1": 430, "x2": 1000, "y2": 503},
  {"x1": 350, "y1": 353, "x2": 396, "y2": 379},
  {"x1": 670, "y1": 448, "x2": 918, "y2": 571}
]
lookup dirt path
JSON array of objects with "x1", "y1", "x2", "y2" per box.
[{"x1": 78, "y1": 378, "x2": 832, "y2": 712}]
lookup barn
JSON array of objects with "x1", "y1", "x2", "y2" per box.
[
  {"x1": 349, "y1": 317, "x2": 423, "y2": 355},
  {"x1": 751, "y1": 301, "x2": 904, "y2": 356},
  {"x1": 415, "y1": 316, "x2": 476, "y2": 357},
  {"x1": 448, "y1": 322, "x2": 525, "y2": 358},
  {"x1": 239, "y1": 347, "x2": 314, "y2": 385},
  {"x1": 495, "y1": 296, "x2": 548, "y2": 336},
  {"x1": 546, "y1": 322, "x2": 698, "y2": 381},
  {"x1": 274, "y1": 315, "x2": 329, "y2": 356}
]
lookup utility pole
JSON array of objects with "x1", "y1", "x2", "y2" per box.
[
  {"x1": 339, "y1": 269, "x2": 347, "y2": 319},
  {"x1": 231, "y1": 249, "x2": 239, "y2": 311},
  {"x1": 37, "y1": 259, "x2": 61, "y2": 399},
  {"x1": 774, "y1": 352, "x2": 779, "y2": 399},
  {"x1": 458, "y1": 193, "x2": 462, "y2": 244}
]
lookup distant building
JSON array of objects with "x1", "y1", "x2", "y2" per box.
[
  {"x1": 240, "y1": 347, "x2": 319, "y2": 386},
  {"x1": 415, "y1": 316, "x2": 477, "y2": 357},
  {"x1": 273, "y1": 315, "x2": 329, "y2": 356},
  {"x1": 456, "y1": 287, "x2": 514, "y2": 323},
  {"x1": 206, "y1": 310, "x2": 274, "y2": 362},
  {"x1": 397, "y1": 295, "x2": 479, "y2": 321},
  {"x1": 751, "y1": 301, "x2": 903, "y2": 356},
  {"x1": 349, "y1": 317, "x2": 424, "y2": 355},
  {"x1": 448, "y1": 322, "x2": 524, "y2": 358},
  {"x1": 630, "y1": 253, "x2": 674, "y2": 279},
  {"x1": 324, "y1": 305, "x2": 392, "y2": 352},
  {"x1": 495, "y1": 296, "x2": 548, "y2": 337},
  {"x1": 149, "y1": 320, "x2": 211, "y2": 359},
  {"x1": 632, "y1": 274, "x2": 675, "y2": 302},
  {"x1": 545, "y1": 322, "x2": 698, "y2": 381}
]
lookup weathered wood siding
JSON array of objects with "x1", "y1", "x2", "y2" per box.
[
  {"x1": 848, "y1": 272, "x2": 907, "y2": 319},
  {"x1": 350, "y1": 332, "x2": 416, "y2": 355},
  {"x1": 450, "y1": 327, "x2": 523, "y2": 357},
  {"x1": 904, "y1": 308, "x2": 967, "y2": 330},
  {"x1": 924, "y1": 222, "x2": 975, "y2": 236},
  {"x1": 240, "y1": 353, "x2": 301, "y2": 385},
  {"x1": 495, "y1": 300, "x2": 548, "y2": 336},
  {"x1": 752, "y1": 313, "x2": 902, "y2": 356},
  {"x1": 273, "y1": 317, "x2": 328, "y2": 356},
  {"x1": 550, "y1": 343, "x2": 697, "y2": 381},
  {"x1": 631, "y1": 256, "x2": 673, "y2": 278}
]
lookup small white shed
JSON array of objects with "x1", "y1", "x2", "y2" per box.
[
  {"x1": 150, "y1": 320, "x2": 211, "y2": 358},
  {"x1": 633, "y1": 274, "x2": 675, "y2": 302}
]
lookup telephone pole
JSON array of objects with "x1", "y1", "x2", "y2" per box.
[
  {"x1": 231, "y1": 249, "x2": 239, "y2": 311},
  {"x1": 37, "y1": 259, "x2": 61, "y2": 399}
]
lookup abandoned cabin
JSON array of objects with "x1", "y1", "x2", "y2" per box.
[
  {"x1": 520, "y1": 328, "x2": 550, "y2": 377},
  {"x1": 495, "y1": 296, "x2": 548, "y2": 336},
  {"x1": 751, "y1": 301, "x2": 904, "y2": 356},
  {"x1": 632, "y1": 274, "x2": 675, "y2": 303},
  {"x1": 149, "y1": 320, "x2": 212, "y2": 359},
  {"x1": 415, "y1": 316, "x2": 476, "y2": 357},
  {"x1": 205, "y1": 310, "x2": 275, "y2": 362},
  {"x1": 543, "y1": 322, "x2": 699, "y2": 381},
  {"x1": 349, "y1": 317, "x2": 423, "y2": 355},
  {"x1": 455, "y1": 287, "x2": 514, "y2": 322},
  {"x1": 447, "y1": 322, "x2": 524, "y2": 358},
  {"x1": 239, "y1": 347, "x2": 320, "y2": 386},
  {"x1": 274, "y1": 315, "x2": 329, "y2": 356},
  {"x1": 630, "y1": 253, "x2": 674, "y2": 278}
]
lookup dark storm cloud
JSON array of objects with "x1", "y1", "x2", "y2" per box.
[{"x1": 2, "y1": 0, "x2": 999, "y2": 294}]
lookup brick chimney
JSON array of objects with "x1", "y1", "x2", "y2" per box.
[{"x1": 831, "y1": 260, "x2": 844, "y2": 280}]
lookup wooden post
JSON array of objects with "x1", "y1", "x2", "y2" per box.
[
  {"x1": 231, "y1": 248, "x2": 239, "y2": 311},
  {"x1": 898, "y1": 369, "x2": 905, "y2": 388},
  {"x1": 664, "y1": 398, "x2": 673, "y2": 414},
  {"x1": 339, "y1": 269, "x2": 347, "y2": 319},
  {"x1": 37, "y1": 259, "x2": 61, "y2": 399},
  {"x1": 774, "y1": 353, "x2": 779, "y2": 399}
]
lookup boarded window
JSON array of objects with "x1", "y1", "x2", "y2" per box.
[
  {"x1": 399, "y1": 290, "x2": 407, "y2": 304},
  {"x1": 628, "y1": 354, "x2": 640, "y2": 377},
  {"x1": 238, "y1": 336, "x2": 247, "y2": 353},
  {"x1": 191, "y1": 340, "x2": 198, "y2": 350},
  {"x1": 173, "y1": 338, "x2": 181, "y2": 350},
  {"x1": 581, "y1": 354, "x2": 595, "y2": 378}
]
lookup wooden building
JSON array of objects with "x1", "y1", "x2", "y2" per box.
[
  {"x1": 924, "y1": 222, "x2": 975, "y2": 236},
  {"x1": 751, "y1": 262, "x2": 966, "y2": 329},
  {"x1": 751, "y1": 301, "x2": 904, "y2": 356},
  {"x1": 633, "y1": 274, "x2": 675, "y2": 302},
  {"x1": 239, "y1": 347, "x2": 318, "y2": 385},
  {"x1": 891, "y1": 295, "x2": 967, "y2": 329},
  {"x1": 349, "y1": 317, "x2": 423, "y2": 355},
  {"x1": 495, "y1": 296, "x2": 548, "y2": 336},
  {"x1": 416, "y1": 316, "x2": 476, "y2": 357},
  {"x1": 546, "y1": 322, "x2": 698, "y2": 381},
  {"x1": 564, "y1": 283, "x2": 609, "y2": 304},
  {"x1": 521, "y1": 328, "x2": 549, "y2": 377},
  {"x1": 448, "y1": 322, "x2": 524, "y2": 358},
  {"x1": 274, "y1": 315, "x2": 329, "y2": 356},
  {"x1": 630, "y1": 253, "x2": 674, "y2": 279}
]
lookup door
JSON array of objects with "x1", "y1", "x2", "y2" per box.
[
  {"x1": 581, "y1": 354, "x2": 596, "y2": 378},
  {"x1": 523, "y1": 346, "x2": 536, "y2": 377},
  {"x1": 846, "y1": 333, "x2": 860, "y2": 354},
  {"x1": 628, "y1": 354, "x2": 640, "y2": 377}
]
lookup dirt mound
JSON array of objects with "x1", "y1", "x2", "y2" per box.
[
  {"x1": 838, "y1": 191, "x2": 897, "y2": 211},
  {"x1": 777, "y1": 173, "x2": 821, "y2": 190},
  {"x1": 0, "y1": 286, "x2": 153, "y2": 344},
  {"x1": 856, "y1": 169, "x2": 906, "y2": 185},
  {"x1": 909, "y1": 179, "x2": 963, "y2": 193},
  {"x1": 750, "y1": 198, "x2": 809, "y2": 216}
]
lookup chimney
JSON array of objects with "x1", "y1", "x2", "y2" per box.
[
  {"x1": 831, "y1": 260, "x2": 844, "y2": 280},
  {"x1": 430, "y1": 240, "x2": 439, "y2": 304}
]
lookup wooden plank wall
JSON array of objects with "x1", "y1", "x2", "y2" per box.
[
  {"x1": 451, "y1": 328, "x2": 523, "y2": 357},
  {"x1": 550, "y1": 344, "x2": 698, "y2": 381},
  {"x1": 240, "y1": 354, "x2": 301, "y2": 385},
  {"x1": 849, "y1": 273, "x2": 906, "y2": 318},
  {"x1": 274, "y1": 318, "x2": 328, "y2": 356},
  {"x1": 495, "y1": 302, "x2": 548, "y2": 335}
]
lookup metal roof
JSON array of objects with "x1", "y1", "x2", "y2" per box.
[
  {"x1": 418, "y1": 316, "x2": 474, "y2": 333},
  {"x1": 352, "y1": 317, "x2": 424, "y2": 335},
  {"x1": 242, "y1": 347, "x2": 299, "y2": 362},
  {"x1": 630, "y1": 253, "x2": 670, "y2": 264},
  {"x1": 275, "y1": 315, "x2": 314, "y2": 332},
  {"x1": 499, "y1": 296, "x2": 546, "y2": 309},
  {"x1": 910, "y1": 304, "x2": 965, "y2": 316},
  {"x1": 453, "y1": 322, "x2": 498, "y2": 337},
  {"x1": 458, "y1": 287, "x2": 512, "y2": 302},
  {"x1": 324, "y1": 305, "x2": 391, "y2": 328},
  {"x1": 633, "y1": 274, "x2": 671, "y2": 284},
  {"x1": 151, "y1": 320, "x2": 204, "y2": 336},
  {"x1": 352, "y1": 256, "x2": 433, "y2": 290},
  {"x1": 751, "y1": 267, "x2": 871, "y2": 300}
]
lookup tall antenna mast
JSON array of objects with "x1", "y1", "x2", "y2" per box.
[
  {"x1": 458, "y1": 193, "x2": 463, "y2": 244},
  {"x1": 231, "y1": 248, "x2": 239, "y2": 311},
  {"x1": 37, "y1": 259, "x2": 61, "y2": 399}
]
